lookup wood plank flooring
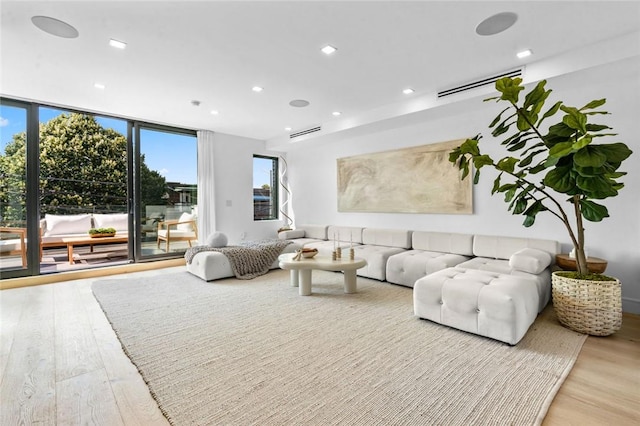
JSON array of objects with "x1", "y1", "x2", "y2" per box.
[{"x1": 1, "y1": 267, "x2": 638, "y2": 425}]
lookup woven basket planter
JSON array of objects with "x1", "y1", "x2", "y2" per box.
[{"x1": 551, "y1": 271, "x2": 622, "y2": 336}]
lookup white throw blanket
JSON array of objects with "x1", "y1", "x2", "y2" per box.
[{"x1": 184, "y1": 239, "x2": 292, "y2": 279}]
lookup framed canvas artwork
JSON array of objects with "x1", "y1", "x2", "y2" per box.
[{"x1": 337, "y1": 139, "x2": 472, "y2": 214}]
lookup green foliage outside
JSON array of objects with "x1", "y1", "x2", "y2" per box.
[
  {"x1": 0, "y1": 113, "x2": 167, "y2": 223},
  {"x1": 449, "y1": 77, "x2": 632, "y2": 276}
]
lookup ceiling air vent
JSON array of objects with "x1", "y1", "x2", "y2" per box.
[
  {"x1": 289, "y1": 125, "x2": 321, "y2": 139},
  {"x1": 437, "y1": 68, "x2": 523, "y2": 98}
]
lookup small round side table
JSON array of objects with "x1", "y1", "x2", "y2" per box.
[{"x1": 555, "y1": 254, "x2": 608, "y2": 274}]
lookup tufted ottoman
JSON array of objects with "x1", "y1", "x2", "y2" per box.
[{"x1": 413, "y1": 267, "x2": 540, "y2": 345}]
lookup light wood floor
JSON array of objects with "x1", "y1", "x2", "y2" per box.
[{"x1": 1, "y1": 267, "x2": 638, "y2": 425}]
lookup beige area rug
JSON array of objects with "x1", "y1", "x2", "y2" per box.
[{"x1": 92, "y1": 269, "x2": 587, "y2": 425}]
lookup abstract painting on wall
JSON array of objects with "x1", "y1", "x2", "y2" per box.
[{"x1": 337, "y1": 139, "x2": 472, "y2": 214}]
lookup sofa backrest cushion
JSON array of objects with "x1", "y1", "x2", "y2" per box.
[
  {"x1": 509, "y1": 248, "x2": 553, "y2": 275},
  {"x1": 412, "y1": 231, "x2": 474, "y2": 255},
  {"x1": 177, "y1": 212, "x2": 196, "y2": 232},
  {"x1": 43, "y1": 214, "x2": 92, "y2": 237},
  {"x1": 278, "y1": 229, "x2": 306, "y2": 240},
  {"x1": 297, "y1": 225, "x2": 328, "y2": 240},
  {"x1": 328, "y1": 226, "x2": 364, "y2": 244},
  {"x1": 93, "y1": 213, "x2": 128, "y2": 232},
  {"x1": 362, "y1": 228, "x2": 411, "y2": 249},
  {"x1": 473, "y1": 234, "x2": 560, "y2": 260}
]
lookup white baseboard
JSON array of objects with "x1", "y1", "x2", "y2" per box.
[{"x1": 622, "y1": 297, "x2": 640, "y2": 315}]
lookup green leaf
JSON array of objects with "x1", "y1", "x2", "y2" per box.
[
  {"x1": 504, "y1": 187, "x2": 517, "y2": 202},
  {"x1": 523, "y1": 215, "x2": 536, "y2": 227},
  {"x1": 473, "y1": 154, "x2": 493, "y2": 169},
  {"x1": 576, "y1": 175, "x2": 617, "y2": 197},
  {"x1": 512, "y1": 196, "x2": 528, "y2": 215},
  {"x1": 580, "y1": 199, "x2": 609, "y2": 222},
  {"x1": 585, "y1": 124, "x2": 611, "y2": 132},
  {"x1": 561, "y1": 106, "x2": 587, "y2": 133},
  {"x1": 572, "y1": 134, "x2": 592, "y2": 150},
  {"x1": 580, "y1": 99, "x2": 606, "y2": 111},
  {"x1": 496, "y1": 157, "x2": 518, "y2": 173},
  {"x1": 523, "y1": 80, "x2": 547, "y2": 108},
  {"x1": 574, "y1": 146, "x2": 607, "y2": 167},
  {"x1": 544, "y1": 166, "x2": 575, "y2": 193},
  {"x1": 492, "y1": 174, "x2": 502, "y2": 194},
  {"x1": 458, "y1": 138, "x2": 481, "y2": 156},
  {"x1": 473, "y1": 169, "x2": 481, "y2": 184},
  {"x1": 538, "y1": 101, "x2": 562, "y2": 126},
  {"x1": 507, "y1": 140, "x2": 527, "y2": 152},
  {"x1": 518, "y1": 149, "x2": 546, "y2": 167},
  {"x1": 495, "y1": 77, "x2": 524, "y2": 103},
  {"x1": 489, "y1": 107, "x2": 510, "y2": 128},
  {"x1": 492, "y1": 119, "x2": 515, "y2": 137},
  {"x1": 549, "y1": 141, "x2": 574, "y2": 158},
  {"x1": 598, "y1": 143, "x2": 633, "y2": 163},
  {"x1": 459, "y1": 156, "x2": 470, "y2": 180}
]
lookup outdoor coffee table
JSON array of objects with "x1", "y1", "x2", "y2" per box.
[
  {"x1": 278, "y1": 253, "x2": 367, "y2": 296},
  {"x1": 40, "y1": 235, "x2": 128, "y2": 264}
]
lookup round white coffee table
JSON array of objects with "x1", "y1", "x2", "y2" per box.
[{"x1": 278, "y1": 253, "x2": 367, "y2": 296}]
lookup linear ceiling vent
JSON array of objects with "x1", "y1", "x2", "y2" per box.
[
  {"x1": 289, "y1": 126, "x2": 321, "y2": 139},
  {"x1": 437, "y1": 68, "x2": 523, "y2": 98}
]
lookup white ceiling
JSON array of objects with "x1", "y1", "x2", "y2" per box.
[{"x1": 2, "y1": 1, "x2": 639, "y2": 142}]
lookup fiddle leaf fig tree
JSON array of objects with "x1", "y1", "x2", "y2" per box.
[{"x1": 449, "y1": 77, "x2": 632, "y2": 277}]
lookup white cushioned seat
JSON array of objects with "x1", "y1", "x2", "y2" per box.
[
  {"x1": 455, "y1": 235, "x2": 560, "y2": 313},
  {"x1": 456, "y1": 257, "x2": 551, "y2": 313},
  {"x1": 305, "y1": 225, "x2": 364, "y2": 257},
  {"x1": 386, "y1": 231, "x2": 474, "y2": 287},
  {"x1": 351, "y1": 228, "x2": 411, "y2": 281},
  {"x1": 278, "y1": 225, "x2": 328, "y2": 247},
  {"x1": 413, "y1": 267, "x2": 540, "y2": 345},
  {"x1": 186, "y1": 242, "x2": 301, "y2": 281}
]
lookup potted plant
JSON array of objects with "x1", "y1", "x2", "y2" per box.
[
  {"x1": 88, "y1": 227, "x2": 117, "y2": 238},
  {"x1": 448, "y1": 77, "x2": 632, "y2": 335}
]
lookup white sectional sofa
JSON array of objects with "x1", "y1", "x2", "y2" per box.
[
  {"x1": 277, "y1": 224, "x2": 560, "y2": 345},
  {"x1": 352, "y1": 228, "x2": 411, "y2": 281},
  {"x1": 386, "y1": 231, "x2": 474, "y2": 287},
  {"x1": 303, "y1": 225, "x2": 365, "y2": 257}
]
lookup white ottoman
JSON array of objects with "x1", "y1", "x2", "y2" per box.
[
  {"x1": 413, "y1": 267, "x2": 540, "y2": 345},
  {"x1": 186, "y1": 242, "x2": 301, "y2": 281}
]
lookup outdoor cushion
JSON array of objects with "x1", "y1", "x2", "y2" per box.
[
  {"x1": 43, "y1": 214, "x2": 92, "y2": 236},
  {"x1": 93, "y1": 213, "x2": 128, "y2": 232},
  {"x1": 177, "y1": 212, "x2": 196, "y2": 231}
]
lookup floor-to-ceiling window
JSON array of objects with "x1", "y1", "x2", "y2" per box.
[
  {"x1": 136, "y1": 125, "x2": 198, "y2": 258},
  {"x1": 253, "y1": 155, "x2": 278, "y2": 221},
  {"x1": 38, "y1": 107, "x2": 131, "y2": 273},
  {"x1": 0, "y1": 97, "x2": 197, "y2": 279},
  {"x1": 0, "y1": 102, "x2": 30, "y2": 275}
]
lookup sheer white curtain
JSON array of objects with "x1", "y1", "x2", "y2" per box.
[{"x1": 197, "y1": 130, "x2": 216, "y2": 243}]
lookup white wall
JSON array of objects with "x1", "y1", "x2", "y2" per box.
[
  {"x1": 204, "y1": 132, "x2": 287, "y2": 244},
  {"x1": 283, "y1": 57, "x2": 640, "y2": 313}
]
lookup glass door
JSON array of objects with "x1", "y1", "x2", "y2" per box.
[
  {"x1": 134, "y1": 125, "x2": 197, "y2": 260},
  {"x1": 38, "y1": 107, "x2": 130, "y2": 273},
  {"x1": 0, "y1": 102, "x2": 31, "y2": 277}
]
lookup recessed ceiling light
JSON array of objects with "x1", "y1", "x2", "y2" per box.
[
  {"x1": 31, "y1": 15, "x2": 79, "y2": 38},
  {"x1": 210, "y1": 110, "x2": 219, "y2": 115},
  {"x1": 252, "y1": 86, "x2": 263, "y2": 92},
  {"x1": 517, "y1": 49, "x2": 533, "y2": 59},
  {"x1": 332, "y1": 111, "x2": 341, "y2": 116},
  {"x1": 475, "y1": 12, "x2": 518, "y2": 36},
  {"x1": 94, "y1": 83, "x2": 105, "y2": 89},
  {"x1": 285, "y1": 127, "x2": 292, "y2": 131},
  {"x1": 289, "y1": 99, "x2": 310, "y2": 107},
  {"x1": 109, "y1": 39, "x2": 127, "y2": 49},
  {"x1": 403, "y1": 88, "x2": 415, "y2": 94},
  {"x1": 321, "y1": 45, "x2": 337, "y2": 55}
]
